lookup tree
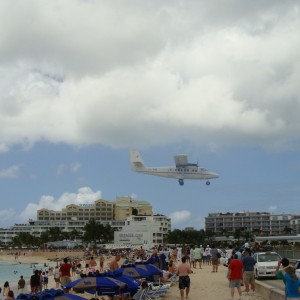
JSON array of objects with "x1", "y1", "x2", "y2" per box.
[
  {"x1": 132, "y1": 208, "x2": 138, "y2": 216},
  {"x1": 11, "y1": 232, "x2": 38, "y2": 248},
  {"x1": 283, "y1": 226, "x2": 293, "y2": 235},
  {"x1": 83, "y1": 220, "x2": 114, "y2": 243}
]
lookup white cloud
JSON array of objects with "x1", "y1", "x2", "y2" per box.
[
  {"x1": 0, "y1": 1, "x2": 299, "y2": 152},
  {"x1": 0, "y1": 165, "x2": 20, "y2": 178},
  {"x1": 169, "y1": 210, "x2": 191, "y2": 227},
  {"x1": 1, "y1": 187, "x2": 102, "y2": 225}
]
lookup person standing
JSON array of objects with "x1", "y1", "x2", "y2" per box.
[
  {"x1": 18, "y1": 276, "x2": 25, "y2": 293},
  {"x1": 99, "y1": 256, "x2": 105, "y2": 272},
  {"x1": 190, "y1": 246, "x2": 195, "y2": 268},
  {"x1": 282, "y1": 265, "x2": 300, "y2": 299},
  {"x1": 30, "y1": 270, "x2": 40, "y2": 294},
  {"x1": 53, "y1": 266, "x2": 60, "y2": 288},
  {"x1": 110, "y1": 255, "x2": 121, "y2": 271},
  {"x1": 60, "y1": 258, "x2": 72, "y2": 287},
  {"x1": 227, "y1": 254, "x2": 243, "y2": 300},
  {"x1": 241, "y1": 251, "x2": 256, "y2": 293},
  {"x1": 193, "y1": 245, "x2": 202, "y2": 269},
  {"x1": 177, "y1": 256, "x2": 193, "y2": 300},
  {"x1": 210, "y1": 245, "x2": 219, "y2": 272},
  {"x1": 204, "y1": 245, "x2": 211, "y2": 265},
  {"x1": 3, "y1": 282, "x2": 10, "y2": 297},
  {"x1": 88, "y1": 256, "x2": 97, "y2": 273}
]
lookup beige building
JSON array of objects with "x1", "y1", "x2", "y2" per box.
[
  {"x1": 37, "y1": 197, "x2": 152, "y2": 223},
  {"x1": 114, "y1": 197, "x2": 153, "y2": 221}
]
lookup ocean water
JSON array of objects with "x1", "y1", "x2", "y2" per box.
[{"x1": 0, "y1": 261, "x2": 55, "y2": 293}]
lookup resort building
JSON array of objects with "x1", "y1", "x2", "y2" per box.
[
  {"x1": 114, "y1": 214, "x2": 171, "y2": 247},
  {"x1": 36, "y1": 197, "x2": 152, "y2": 222},
  {"x1": 0, "y1": 196, "x2": 170, "y2": 246},
  {"x1": 205, "y1": 211, "x2": 296, "y2": 236}
]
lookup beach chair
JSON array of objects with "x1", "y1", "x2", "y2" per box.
[
  {"x1": 165, "y1": 273, "x2": 177, "y2": 286},
  {"x1": 146, "y1": 282, "x2": 170, "y2": 299}
]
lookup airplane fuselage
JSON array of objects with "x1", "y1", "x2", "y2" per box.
[{"x1": 137, "y1": 165, "x2": 219, "y2": 180}]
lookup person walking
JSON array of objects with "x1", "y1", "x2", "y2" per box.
[{"x1": 177, "y1": 256, "x2": 193, "y2": 300}]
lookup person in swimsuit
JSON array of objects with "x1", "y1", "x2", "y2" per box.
[{"x1": 177, "y1": 256, "x2": 193, "y2": 300}]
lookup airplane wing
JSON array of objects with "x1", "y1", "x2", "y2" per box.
[{"x1": 174, "y1": 154, "x2": 188, "y2": 167}]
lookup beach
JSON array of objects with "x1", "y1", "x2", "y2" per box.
[{"x1": 0, "y1": 250, "x2": 266, "y2": 300}]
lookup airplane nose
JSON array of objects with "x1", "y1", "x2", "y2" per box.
[{"x1": 210, "y1": 172, "x2": 219, "y2": 178}]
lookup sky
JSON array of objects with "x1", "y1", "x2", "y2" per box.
[{"x1": 0, "y1": 0, "x2": 300, "y2": 230}]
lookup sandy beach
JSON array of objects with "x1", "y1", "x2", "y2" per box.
[{"x1": 0, "y1": 250, "x2": 266, "y2": 300}]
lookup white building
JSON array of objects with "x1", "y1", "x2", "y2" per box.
[{"x1": 114, "y1": 214, "x2": 171, "y2": 248}]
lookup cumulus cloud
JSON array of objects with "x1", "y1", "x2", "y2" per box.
[
  {"x1": 0, "y1": 165, "x2": 20, "y2": 178},
  {"x1": 169, "y1": 210, "x2": 191, "y2": 227},
  {"x1": 0, "y1": 187, "x2": 102, "y2": 225},
  {"x1": 0, "y1": 1, "x2": 299, "y2": 152}
]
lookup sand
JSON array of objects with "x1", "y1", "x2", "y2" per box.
[{"x1": 0, "y1": 250, "x2": 266, "y2": 300}]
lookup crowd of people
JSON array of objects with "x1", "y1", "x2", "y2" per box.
[{"x1": 2, "y1": 243, "x2": 299, "y2": 300}]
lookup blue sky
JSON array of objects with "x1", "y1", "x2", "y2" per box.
[{"x1": 0, "y1": 0, "x2": 300, "y2": 229}]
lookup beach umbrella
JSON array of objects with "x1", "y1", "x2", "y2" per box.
[
  {"x1": 64, "y1": 275, "x2": 126, "y2": 294},
  {"x1": 17, "y1": 289, "x2": 88, "y2": 300},
  {"x1": 105, "y1": 272, "x2": 141, "y2": 293},
  {"x1": 135, "y1": 263, "x2": 162, "y2": 276},
  {"x1": 116, "y1": 264, "x2": 151, "y2": 279}
]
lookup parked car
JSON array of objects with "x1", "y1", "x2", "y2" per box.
[
  {"x1": 294, "y1": 260, "x2": 300, "y2": 279},
  {"x1": 253, "y1": 251, "x2": 281, "y2": 279}
]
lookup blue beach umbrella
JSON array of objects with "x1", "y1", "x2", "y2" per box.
[
  {"x1": 106, "y1": 271, "x2": 140, "y2": 293},
  {"x1": 117, "y1": 264, "x2": 151, "y2": 279},
  {"x1": 17, "y1": 289, "x2": 87, "y2": 300},
  {"x1": 135, "y1": 263, "x2": 162, "y2": 276},
  {"x1": 63, "y1": 275, "x2": 126, "y2": 294}
]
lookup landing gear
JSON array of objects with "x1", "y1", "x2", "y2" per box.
[
  {"x1": 178, "y1": 179, "x2": 184, "y2": 186},
  {"x1": 206, "y1": 181, "x2": 210, "y2": 186}
]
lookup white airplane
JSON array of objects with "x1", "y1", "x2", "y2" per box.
[{"x1": 129, "y1": 149, "x2": 219, "y2": 186}]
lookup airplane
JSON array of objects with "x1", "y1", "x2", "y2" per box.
[{"x1": 129, "y1": 149, "x2": 219, "y2": 186}]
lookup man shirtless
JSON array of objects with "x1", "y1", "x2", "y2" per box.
[
  {"x1": 110, "y1": 255, "x2": 120, "y2": 271},
  {"x1": 88, "y1": 256, "x2": 97, "y2": 273},
  {"x1": 177, "y1": 256, "x2": 193, "y2": 300}
]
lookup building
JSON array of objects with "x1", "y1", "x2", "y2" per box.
[
  {"x1": 114, "y1": 197, "x2": 153, "y2": 221},
  {"x1": 114, "y1": 214, "x2": 171, "y2": 247},
  {"x1": 0, "y1": 197, "x2": 164, "y2": 246},
  {"x1": 205, "y1": 211, "x2": 296, "y2": 236},
  {"x1": 37, "y1": 197, "x2": 153, "y2": 222}
]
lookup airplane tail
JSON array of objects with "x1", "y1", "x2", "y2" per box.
[{"x1": 130, "y1": 149, "x2": 146, "y2": 171}]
